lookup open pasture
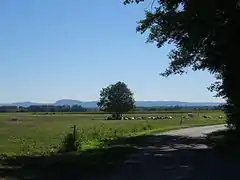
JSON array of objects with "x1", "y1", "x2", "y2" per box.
[{"x1": 0, "y1": 111, "x2": 225, "y2": 155}]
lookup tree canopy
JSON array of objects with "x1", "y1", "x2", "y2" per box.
[
  {"x1": 124, "y1": 0, "x2": 239, "y2": 75},
  {"x1": 97, "y1": 81, "x2": 135, "y2": 120},
  {"x1": 124, "y1": 0, "x2": 240, "y2": 128}
]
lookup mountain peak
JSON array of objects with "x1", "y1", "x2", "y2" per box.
[{"x1": 54, "y1": 99, "x2": 82, "y2": 106}]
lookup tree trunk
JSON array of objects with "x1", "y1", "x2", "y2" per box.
[
  {"x1": 222, "y1": 18, "x2": 240, "y2": 130},
  {"x1": 223, "y1": 43, "x2": 240, "y2": 129},
  {"x1": 112, "y1": 112, "x2": 122, "y2": 120},
  {"x1": 116, "y1": 112, "x2": 122, "y2": 120}
]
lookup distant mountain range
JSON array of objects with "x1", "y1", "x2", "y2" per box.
[{"x1": 1, "y1": 99, "x2": 224, "y2": 108}]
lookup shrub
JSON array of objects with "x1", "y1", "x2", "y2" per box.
[{"x1": 59, "y1": 125, "x2": 80, "y2": 153}]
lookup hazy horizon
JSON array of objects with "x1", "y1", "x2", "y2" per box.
[{"x1": 1, "y1": 98, "x2": 225, "y2": 104}]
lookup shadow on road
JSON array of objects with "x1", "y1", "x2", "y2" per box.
[
  {"x1": 107, "y1": 134, "x2": 240, "y2": 180},
  {"x1": 0, "y1": 134, "x2": 239, "y2": 180},
  {"x1": 0, "y1": 146, "x2": 136, "y2": 180}
]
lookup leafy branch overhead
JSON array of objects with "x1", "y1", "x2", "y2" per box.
[{"x1": 124, "y1": 0, "x2": 239, "y2": 77}]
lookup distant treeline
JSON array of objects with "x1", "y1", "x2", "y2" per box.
[
  {"x1": 135, "y1": 105, "x2": 223, "y2": 111},
  {"x1": 0, "y1": 104, "x2": 223, "y2": 113},
  {"x1": 0, "y1": 105, "x2": 89, "y2": 113}
]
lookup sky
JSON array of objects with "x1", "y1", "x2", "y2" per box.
[{"x1": 0, "y1": 0, "x2": 224, "y2": 103}]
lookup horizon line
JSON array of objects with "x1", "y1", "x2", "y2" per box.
[{"x1": 1, "y1": 99, "x2": 225, "y2": 104}]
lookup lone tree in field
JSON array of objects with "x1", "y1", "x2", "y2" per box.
[
  {"x1": 124, "y1": 0, "x2": 240, "y2": 129},
  {"x1": 97, "y1": 81, "x2": 135, "y2": 120}
]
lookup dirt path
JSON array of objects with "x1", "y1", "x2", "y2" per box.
[{"x1": 108, "y1": 124, "x2": 238, "y2": 180}]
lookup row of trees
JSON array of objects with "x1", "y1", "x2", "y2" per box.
[
  {"x1": 0, "y1": 105, "x2": 87, "y2": 113},
  {"x1": 0, "y1": 102, "x2": 220, "y2": 113},
  {"x1": 136, "y1": 106, "x2": 223, "y2": 111}
]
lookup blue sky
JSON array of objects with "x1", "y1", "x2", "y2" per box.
[{"x1": 0, "y1": 0, "x2": 223, "y2": 103}]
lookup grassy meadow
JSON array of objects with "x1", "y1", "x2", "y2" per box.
[{"x1": 0, "y1": 110, "x2": 225, "y2": 156}]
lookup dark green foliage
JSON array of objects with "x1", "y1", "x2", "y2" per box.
[
  {"x1": 124, "y1": 0, "x2": 240, "y2": 128},
  {"x1": 207, "y1": 129, "x2": 240, "y2": 155},
  {"x1": 59, "y1": 125, "x2": 80, "y2": 153},
  {"x1": 97, "y1": 81, "x2": 135, "y2": 120}
]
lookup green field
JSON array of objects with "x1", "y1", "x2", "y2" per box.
[{"x1": 0, "y1": 111, "x2": 225, "y2": 156}]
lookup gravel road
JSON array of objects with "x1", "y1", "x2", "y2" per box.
[
  {"x1": 108, "y1": 124, "x2": 236, "y2": 180},
  {"x1": 158, "y1": 124, "x2": 226, "y2": 137}
]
